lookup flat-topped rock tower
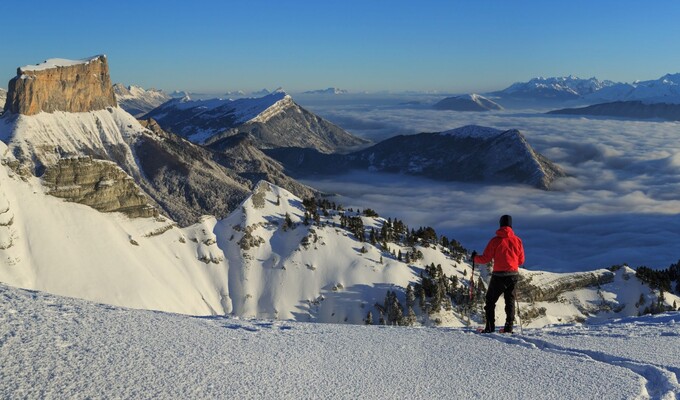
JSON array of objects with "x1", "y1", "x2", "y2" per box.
[{"x1": 4, "y1": 55, "x2": 117, "y2": 115}]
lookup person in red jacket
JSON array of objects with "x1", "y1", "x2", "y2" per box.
[{"x1": 471, "y1": 215, "x2": 525, "y2": 333}]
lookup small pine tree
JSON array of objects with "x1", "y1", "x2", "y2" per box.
[
  {"x1": 379, "y1": 311, "x2": 386, "y2": 325},
  {"x1": 405, "y1": 306, "x2": 417, "y2": 326},
  {"x1": 673, "y1": 300, "x2": 677, "y2": 310},
  {"x1": 379, "y1": 255, "x2": 383, "y2": 264},
  {"x1": 405, "y1": 284, "x2": 415, "y2": 309},
  {"x1": 398, "y1": 250, "x2": 403, "y2": 262},
  {"x1": 365, "y1": 311, "x2": 373, "y2": 325},
  {"x1": 283, "y1": 213, "x2": 293, "y2": 230}
]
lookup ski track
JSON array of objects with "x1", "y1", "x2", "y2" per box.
[{"x1": 485, "y1": 332, "x2": 680, "y2": 400}]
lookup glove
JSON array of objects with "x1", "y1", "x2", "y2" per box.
[{"x1": 471, "y1": 251, "x2": 478, "y2": 261}]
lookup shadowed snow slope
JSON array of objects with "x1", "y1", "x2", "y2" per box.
[{"x1": 2, "y1": 283, "x2": 678, "y2": 399}]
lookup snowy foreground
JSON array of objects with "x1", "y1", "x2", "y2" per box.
[{"x1": 1, "y1": 284, "x2": 678, "y2": 399}]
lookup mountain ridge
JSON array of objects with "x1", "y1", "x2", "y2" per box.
[
  {"x1": 145, "y1": 92, "x2": 369, "y2": 153},
  {"x1": 266, "y1": 125, "x2": 566, "y2": 190}
]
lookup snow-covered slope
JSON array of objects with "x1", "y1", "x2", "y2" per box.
[
  {"x1": 584, "y1": 73, "x2": 680, "y2": 104},
  {"x1": 113, "y1": 83, "x2": 171, "y2": 117},
  {"x1": 2, "y1": 283, "x2": 678, "y2": 399},
  {"x1": 433, "y1": 93, "x2": 503, "y2": 111},
  {"x1": 144, "y1": 92, "x2": 369, "y2": 152},
  {"x1": 0, "y1": 107, "x2": 144, "y2": 176}
]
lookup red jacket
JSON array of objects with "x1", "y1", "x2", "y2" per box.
[{"x1": 474, "y1": 226, "x2": 524, "y2": 273}]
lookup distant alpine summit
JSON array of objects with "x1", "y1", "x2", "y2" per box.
[
  {"x1": 144, "y1": 91, "x2": 369, "y2": 153},
  {"x1": 113, "y1": 84, "x2": 171, "y2": 117},
  {"x1": 433, "y1": 93, "x2": 503, "y2": 111},
  {"x1": 491, "y1": 76, "x2": 617, "y2": 101}
]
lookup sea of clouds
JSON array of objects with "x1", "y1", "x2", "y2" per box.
[{"x1": 298, "y1": 98, "x2": 680, "y2": 272}]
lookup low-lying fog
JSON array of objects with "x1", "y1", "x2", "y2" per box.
[{"x1": 298, "y1": 97, "x2": 680, "y2": 272}]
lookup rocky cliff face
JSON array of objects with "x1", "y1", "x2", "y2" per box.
[
  {"x1": 135, "y1": 120, "x2": 316, "y2": 226},
  {"x1": 42, "y1": 156, "x2": 157, "y2": 218},
  {"x1": 4, "y1": 55, "x2": 117, "y2": 115}
]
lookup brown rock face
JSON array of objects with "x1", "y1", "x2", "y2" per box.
[
  {"x1": 42, "y1": 156, "x2": 158, "y2": 219},
  {"x1": 4, "y1": 55, "x2": 117, "y2": 115}
]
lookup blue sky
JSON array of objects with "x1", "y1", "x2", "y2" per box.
[{"x1": 3, "y1": 0, "x2": 680, "y2": 93}]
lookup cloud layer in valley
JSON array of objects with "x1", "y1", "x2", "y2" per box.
[{"x1": 300, "y1": 100, "x2": 680, "y2": 272}]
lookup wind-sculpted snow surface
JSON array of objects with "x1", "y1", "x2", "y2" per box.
[{"x1": 3, "y1": 283, "x2": 670, "y2": 399}]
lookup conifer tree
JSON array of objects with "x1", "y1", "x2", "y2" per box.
[
  {"x1": 405, "y1": 284, "x2": 415, "y2": 309},
  {"x1": 405, "y1": 306, "x2": 416, "y2": 326},
  {"x1": 365, "y1": 311, "x2": 373, "y2": 325}
]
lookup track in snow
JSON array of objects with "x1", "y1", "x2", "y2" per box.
[{"x1": 484, "y1": 333, "x2": 680, "y2": 400}]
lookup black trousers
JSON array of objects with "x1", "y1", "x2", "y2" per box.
[{"x1": 484, "y1": 274, "x2": 518, "y2": 330}]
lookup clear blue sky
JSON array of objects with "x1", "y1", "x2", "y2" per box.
[{"x1": 3, "y1": 0, "x2": 680, "y2": 94}]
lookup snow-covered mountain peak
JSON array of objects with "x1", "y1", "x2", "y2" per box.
[
  {"x1": 433, "y1": 93, "x2": 503, "y2": 111},
  {"x1": 18, "y1": 54, "x2": 106, "y2": 74},
  {"x1": 113, "y1": 83, "x2": 171, "y2": 117},
  {"x1": 227, "y1": 180, "x2": 303, "y2": 228}
]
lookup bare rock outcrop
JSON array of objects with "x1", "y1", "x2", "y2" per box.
[
  {"x1": 4, "y1": 55, "x2": 117, "y2": 115},
  {"x1": 42, "y1": 156, "x2": 158, "y2": 218}
]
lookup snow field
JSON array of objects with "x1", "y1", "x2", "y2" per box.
[{"x1": 1, "y1": 283, "x2": 665, "y2": 400}]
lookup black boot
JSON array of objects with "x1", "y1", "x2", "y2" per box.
[{"x1": 502, "y1": 323, "x2": 513, "y2": 334}]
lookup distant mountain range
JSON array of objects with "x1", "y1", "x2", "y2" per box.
[
  {"x1": 266, "y1": 125, "x2": 565, "y2": 190},
  {"x1": 491, "y1": 73, "x2": 680, "y2": 105},
  {"x1": 489, "y1": 76, "x2": 617, "y2": 101},
  {"x1": 433, "y1": 93, "x2": 503, "y2": 111},
  {"x1": 583, "y1": 73, "x2": 680, "y2": 104},
  {"x1": 302, "y1": 88, "x2": 348, "y2": 95},
  {"x1": 113, "y1": 84, "x2": 171, "y2": 117}
]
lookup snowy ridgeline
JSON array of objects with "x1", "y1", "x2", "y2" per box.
[
  {"x1": 1, "y1": 283, "x2": 679, "y2": 399},
  {"x1": 0, "y1": 143, "x2": 678, "y2": 330}
]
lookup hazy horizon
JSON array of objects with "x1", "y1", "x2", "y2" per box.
[{"x1": 2, "y1": 1, "x2": 680, "y2": 94}]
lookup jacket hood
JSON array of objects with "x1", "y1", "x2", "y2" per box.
[{"x1": 496, "y1": 226, "x2": 515, "y2": 238}]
